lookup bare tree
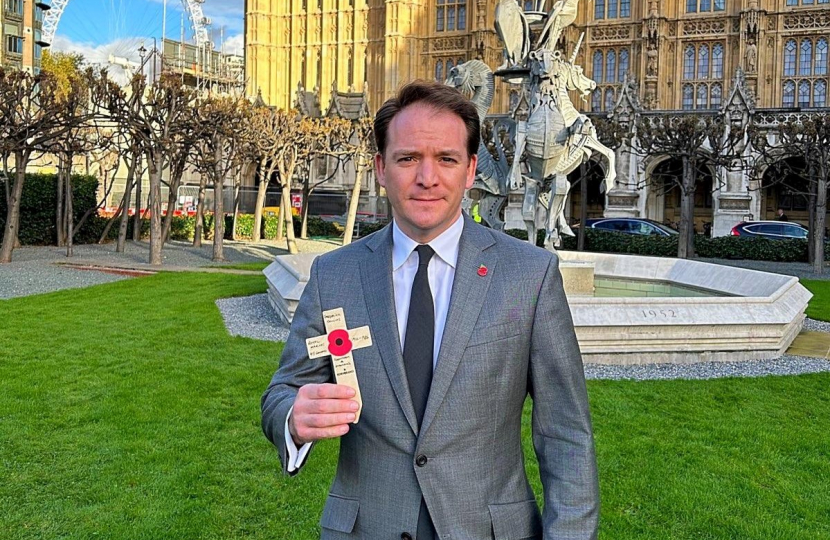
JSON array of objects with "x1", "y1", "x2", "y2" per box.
[
  {"x1": 0, "y1": 69, "x2": 97, "y2": 263},
  {"x1": 634, "y1": 114, "x2": 743, "y2": 259},
  {"x1": 750, "y1": 113, "x2": 830, "y2": 274},
  {"x1": 190, "y1": 95, "x2": 251, "y2": 261},
  {"x1": 104, "y1": 73, "x2": 196, "y2": 265},
  {"x1": 339, "y1": 117, "x2": 376, "y2": 245}
]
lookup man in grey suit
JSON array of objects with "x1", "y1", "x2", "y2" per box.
[{"x1": 262, "y1": 81, "x2": 599, "y2": 539}]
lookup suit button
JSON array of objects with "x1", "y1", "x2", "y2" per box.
[
  {"x1": 415, "y1": 454, "x2": 428, "y2": 467},
  {"x1": 401, "y1": 533, "x2": 412, "y2": 540}
]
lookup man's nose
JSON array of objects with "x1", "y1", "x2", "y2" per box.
[{"x1": 416, "y1": 159, "x2": 439, "y2": 187}]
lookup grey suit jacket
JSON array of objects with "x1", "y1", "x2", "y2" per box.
[{"x1": 262, "y1": 215, "x2": 599, "y2": 540}]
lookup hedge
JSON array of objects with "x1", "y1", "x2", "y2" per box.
[{"x1": 0, "y1": 173, "x2": 102, "y2": 245}]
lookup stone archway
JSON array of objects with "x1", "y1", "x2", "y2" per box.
[
  {"x1": 761, "y1": 156, "x2": 811, "y2": 224},
  {"x1": 566, "y1": 159, "x2": 608, "y2": 226},
  {"x1": 648, "y1": 157, "x2": 715, "y2": 235}
]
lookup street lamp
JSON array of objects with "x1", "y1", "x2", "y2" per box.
[{"x1": 138, "y1": 45, "x2": 147, "y2": 78}]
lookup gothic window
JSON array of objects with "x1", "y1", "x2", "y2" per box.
[
  {"x1": 684, "y1": 45, "x2": 696, "y2": 80},
  {"x1": 815, "y1": 80, "x2": 827, "y2": 106},
  {"x1": 606, "y1": 51, "x2": 616, "y2": 83},
  {"x1": 446, "y1": 59, "x2": 454, "y2": 76},
  {"x1": 800, "y1": 40, "x2": 813, "y2": 76},
  {"x1": 782, "y1": 36, "x2": 830, "y2": 106},
  {"x1": 712, "y1": 43, "x2": 724, "y2": 78},
  {"x1": 683, "y1": 84, "x2": 694, "y2": 110},
  {"x1": 436, "y1": 0, "x2": 466, "y2": 32},
  {"x1": 687, "y1": 0, "x2": 724, "y2": 11},
  {"x1": 458, "y1": 57, "x2": 465, "y2": 66},
  {"x1": 524, "y1": 1, "x2": 535, "y2": 10},
  {"x1": 817, "y1": 38, "x2": 828, "y2": 75},
  {"x1": 784, "y1": 40, "x2": 797, "y2": 76},
  {"x1": 710, "y1": 83, "x2": 723, "y2": 109},
  {"x1": 798, "y1": 80, "x2": 811, "y2": 107},
  {"x1": 595, "y1": 0, "x2": 605, "y2": 20},
  {"x1": 696, "y1": 84, "x2": 708, "y2": 109},
  {"x1": 698, "y1": 44, "x2": 709, "y2": 79},
  {"x1": 591, "y1": 48, "x2": 629, "y2": 111},
  {"x1": 783, "y1": 80, "x2": 796, "y2": 107},
  {"x1": 593, "y1": 51, "x2": 604, "y2": 84},
  {"x1": 618, "y1": 49, "x2": 629, "y2": 82},
  {"x1": 787, "y1": 0, "x2": 829, "y2": 4},
  {"x1": 605, "y1": 88, "x2": 615, "y2": 110},
  {"x1": 595, "y1": 0, "x2": 629, "y2": 18},
  {"x1": 435, "y1": 60, "x2": 443, "y2": 81}
]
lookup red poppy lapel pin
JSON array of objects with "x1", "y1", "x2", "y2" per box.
[{"x1": 478, "y1": 264, "x2": 488, "y2": 277}]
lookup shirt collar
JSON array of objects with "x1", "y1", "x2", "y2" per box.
[{"x1": 392, "y1": 214, "x2": 464, "y2": 271}]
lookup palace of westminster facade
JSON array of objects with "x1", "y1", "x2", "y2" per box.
[{"x1": 245, "y1": 0, "x2": 830, "y2": 236}]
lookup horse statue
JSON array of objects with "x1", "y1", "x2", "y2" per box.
[
  {"x1": 513, "y1": 42, "x2": 617, "y2": 249},
  {"x1": 445, "y1": 60, "x2": 517, "y2": 230}
]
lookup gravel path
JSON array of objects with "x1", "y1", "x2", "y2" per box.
[
  {"x1": 214, "y1": 293, "x2": 830, "y2": 381},
  {"x1": 0, "y1": 238, "x2": 341, "y2": 300},
  {"x1": 216, "y1": 294, "x2": 290, "y2": 343}
]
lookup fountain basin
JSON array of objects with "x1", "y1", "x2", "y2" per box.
[{"x1": 264, "y1": 251, "x2": 811, "y2": 365}]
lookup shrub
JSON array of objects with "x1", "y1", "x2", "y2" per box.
[
  {"x1": 0, "y1": 173, "x2": 100, "y2": 245},
  {"x1": 504, "y1": 228, "x2": 546, "y2": 247},
  {"x1": 558, "y1": 228, "x2": 824, "y2": 262}
]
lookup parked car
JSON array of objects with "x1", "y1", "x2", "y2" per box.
[
  {"x1": 730, "y1": 221, "x2": 808, "y2": 240},
  {"x1": 583, "y1": 218, "x2": 679, "y2": 237}
]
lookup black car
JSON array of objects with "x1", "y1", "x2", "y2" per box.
[
  {"x1": 730, "y1": 221, "x2": 808, "y2": 240},
  {"x1": 583, "y1": 218, "x2": 679, "y2": 237}
]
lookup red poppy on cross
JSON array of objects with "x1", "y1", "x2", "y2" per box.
[{"x1": 305, "y1": 308, "x2": 372, "y2": 422}]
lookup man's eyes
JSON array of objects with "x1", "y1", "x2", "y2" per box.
[{"x1": 396, "y1": 156, "x2": 459, "y2": 163}]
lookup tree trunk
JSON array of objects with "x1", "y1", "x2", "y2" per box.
[
  {"x1": 813, "y1": 170, "x2": 826, "y2": 275},
  {"x1": 577, "y1": 161, "x2": 588, "y2": 251},
  {"x1": 342, "y1": 165, "x2": 363, "y2": 245},
  {"x1": 252, "y1": 165, "x2": 269, "y2": 242},
  {"x1": 133, "y1": 171, "x2": 143, "y2": 242},
  {"x1": 65, "y1": 172, "x2": 74, "y2": 258},
  {"x1": 0, "y1": 156, "x2": 27, "y2": 263},
  {"x1": 212, "y1": 143, "x2": 225, "y2": 262},
  {"x1": 677, "y1": 156, "x2": 697, "y2": 259},
  {"x1": 193, "y1": 174, "x2": 207, "y2": 248},
  {"x1": 280, "y1": 169, "x2": 298, "y2": 254},
  {"x1": 148, "y1": 159, "x2": 164, "y2": 266},
  {"x1": 275, "y1": 191, "x2": 285, "y2": 241},
  {"x1": 162, "y1": 158, "x2": 187, "y2": 243},
  {"x1": 232, "y1": 168, "x2": 241, "y2": 242},
  {"x1": 808, "y1": 186, "x2": 816, "y2": 266},
  {"x1": 56, "y1": 162, "x2": 65, "y2": 247},
  {"x1": 117, "y1": 156, "x2": 138, "y2": 252},
  {"x1": 301, "y1": 178, "x2": 311, "y2": 240}
]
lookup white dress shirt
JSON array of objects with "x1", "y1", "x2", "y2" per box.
[{"x1": 284, "y1": 214, "x2": 464, "y2": 472}]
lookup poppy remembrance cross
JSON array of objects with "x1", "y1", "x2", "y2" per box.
[{"x1": 305, "y1": 308, "x2": 372, "y2": 422}]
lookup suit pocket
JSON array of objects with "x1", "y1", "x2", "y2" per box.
[
  {"x1": 488, "y1": 500, "x2": 542, "y2": 540},
  {"x1": 466, "y1": 321, "x2": 524, "y2": 348},
  {"x1": 320, "y1": 494, "x2": 359, "y2": 534}
]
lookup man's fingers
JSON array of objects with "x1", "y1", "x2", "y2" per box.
[
  {"x1": 293, "y1": 420, "x2": 351, "y2": 443},
  {"x1": 304, "y1": 412, "x2": 357, "y2": 428},
  {"x1": 298, "y1": 398, "x2": 359, "y2": 415},
  {"x1": 303, "y1": 383, "x2": 356, "y2": 400}
]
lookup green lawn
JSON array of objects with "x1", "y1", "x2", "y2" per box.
[
  {"x1": 802, "y1": 279, "x2": 830, "y2": 321},
  {"x1": 1, "y1": 272, "x2": 829, "y2": 539},
  {"x1": 209, "y1": 261, "x2": 271, "y2": 272}
]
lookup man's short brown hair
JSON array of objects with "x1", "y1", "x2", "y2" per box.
[{"x1": 374, "y1": 80, "x2": 480, "y2": 159}]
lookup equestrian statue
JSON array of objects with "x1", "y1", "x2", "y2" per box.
[{"x1": 448, "y1": 0, "x2": 617, "y2": 250}]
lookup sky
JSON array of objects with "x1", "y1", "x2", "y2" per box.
[{"x1": 50, "y1": 0, "x2": 244, "y2": 66}]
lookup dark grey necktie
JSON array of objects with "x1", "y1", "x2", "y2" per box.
[{"x1": 403, "y1": 244, "x2": 435, "y2": 428}]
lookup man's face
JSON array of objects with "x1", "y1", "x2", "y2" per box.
[{"x1": 375, "y1": 103, "x2": 477, "y2": 243}]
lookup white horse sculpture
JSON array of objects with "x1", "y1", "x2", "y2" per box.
[{"x1": 514, "y1": 45, "x2": 617, "y2": 249}]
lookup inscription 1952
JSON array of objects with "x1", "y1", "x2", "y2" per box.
[{"x1": 642, "y1": 309, "x2": 678, "y2": 319}]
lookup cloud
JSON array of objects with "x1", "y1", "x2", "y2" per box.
[
  {"x1": 50, "y1": 34, "x2": 154, "y2": 85},
  {"x1": 222, "y1": 34, "x2": 243, "y2": 56}
]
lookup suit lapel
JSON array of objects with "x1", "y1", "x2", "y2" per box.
[
  {"x1": 420, "y1": 216, "x2": 497, "y2": 438},
  {"x1": 360, "y1": 225, "x2": 419, "y2": 435}
]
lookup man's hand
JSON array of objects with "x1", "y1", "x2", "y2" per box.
[{"x1": 289, "y1": 383, "x2": 359, "y2": 445}]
